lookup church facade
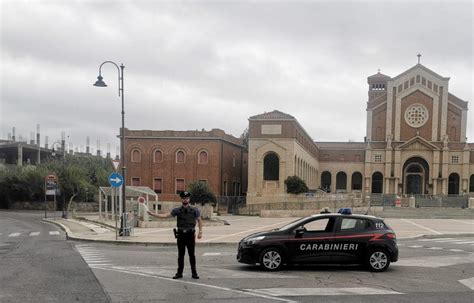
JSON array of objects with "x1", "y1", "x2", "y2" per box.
[{"x1": 247, "y1": 63, "x2": 473, "y2": 201}]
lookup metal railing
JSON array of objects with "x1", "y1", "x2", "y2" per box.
[
  {"x1": 370, "y1": 194, "x2": 469, "y2": 208},
  {"x1": 216, "y1": 196, "x2": 246, "y2": 214}
]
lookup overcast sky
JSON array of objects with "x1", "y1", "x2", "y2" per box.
[{"x1": 1, "y1": 0, "x2": 473, "y2": 157}]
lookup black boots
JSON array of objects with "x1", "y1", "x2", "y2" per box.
[
  {"x1": 192, "y1": 273, "x2": 199, "y2": 279},
  {"x1": 172, "y1": 273, "x2": 183, "y2": 279}
]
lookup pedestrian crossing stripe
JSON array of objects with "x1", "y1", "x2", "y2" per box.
[
  {"x1": 245, "y1": 287, "x2": 403, "y2": 296},
  {"x1": 3, "y1": 231, "x2": 61, "y2": 237}
]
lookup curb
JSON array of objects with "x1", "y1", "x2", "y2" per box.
[{"x1": 43, "y1": 218, "x2": 237, "y2": 246}]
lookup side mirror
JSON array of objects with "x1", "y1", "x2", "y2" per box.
[{"x1": 295, "y1": 227, "x2": 305, "y2": 238}]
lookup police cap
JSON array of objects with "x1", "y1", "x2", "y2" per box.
[{"x1": 180, "y1": 191, "x2": 191, "y2": 198}]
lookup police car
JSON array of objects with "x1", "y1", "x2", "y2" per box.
[{"x1": 237, "y1": 208, "x2": 398, "y2": 272}]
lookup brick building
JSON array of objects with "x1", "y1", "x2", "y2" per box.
[
  {"x1": 124, "y1": 128, "x2": 247, "y2": 202},
  {"x1": 247, "y1": 62, "x2": 473, "y2": 202}
]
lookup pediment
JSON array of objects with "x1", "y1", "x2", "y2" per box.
[
  {"x1": 392, "y1": 64, "x2": 450, "y2": 82},
  {"x1": 256, "y1": 139, "x2": 288, "y2": 159},
  {"x1": 397, "y1": 136, "x2": 439, "y2": 151}
]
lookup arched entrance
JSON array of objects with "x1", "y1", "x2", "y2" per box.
[
  {"x1": 371, "y1": 172, "x2": 383, "y2": 193},
  {"x1": 403, "y1": 157, "x2": 430, "y2": 195},
  {"x1": 336, "y1": 172, "x2": 347, "y2": 192},
  {"x1": 448, "y1": 173, "x2": 460, "y2": 195},
  {"x1": 321, "y1": 171, "x2": 331, "y2": 193},
  {"x1": 263, "y1": 152, "x2": 279, "y2": 181}
]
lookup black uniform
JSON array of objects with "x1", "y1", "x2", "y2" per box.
[{"x1": 171, "y1": 205, "x2": 200, "y2": 278}]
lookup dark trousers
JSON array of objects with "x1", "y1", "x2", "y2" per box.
[{"x1": 176, "y1": 231, "x2": 197, "y2": 275}]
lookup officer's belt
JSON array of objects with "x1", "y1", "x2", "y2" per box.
[{"x1": 177, "y1": 228, "x2": 195, "y2": 233}]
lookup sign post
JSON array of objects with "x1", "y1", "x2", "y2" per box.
[
  {"x1": 44, "y1": 174, "x2": 58, "y2": 219},
  {"x1": 108, "y1": 172, "x2": 128, "y2": 236}
]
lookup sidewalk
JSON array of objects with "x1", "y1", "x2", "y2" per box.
[{"x1": 44, "y1": 213, "x2": 474, "y2": 246}]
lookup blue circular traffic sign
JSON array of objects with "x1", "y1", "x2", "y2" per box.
[{"x1": 108, "y1": 172, "x2": 124, "y2": 187}]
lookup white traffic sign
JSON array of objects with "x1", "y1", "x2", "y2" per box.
[{"x1": 112, "y1": 159, "x2": 120, "y2": 171}]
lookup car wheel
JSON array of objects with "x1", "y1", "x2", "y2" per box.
[
  {"x1": 366, "y1": 248, "x2": 390, "y2": 272},
  {"x1": 259, "y1": 247, "x2": 284, "y2": 271}
]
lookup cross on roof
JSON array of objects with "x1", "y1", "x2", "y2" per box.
[{"x1": 417, "y1": 53, "x2": 422, "y2": 64}]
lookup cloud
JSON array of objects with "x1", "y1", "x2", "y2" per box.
[{"x1": 1, "y1": 0, "x2": 472, "y2": 156}]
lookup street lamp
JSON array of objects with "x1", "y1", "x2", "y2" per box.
[
  {"x1": 51, "y1": 141, "x2": 66, "y2": 218},
  {"x1": 93, "y1": 61, "x2": 128, "y2": 236}
]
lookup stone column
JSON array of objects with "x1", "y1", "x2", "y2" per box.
[{"x1": 17, "y1": 145, "x2": 23, "y2": 166}]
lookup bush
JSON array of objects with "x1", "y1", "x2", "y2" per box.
[
  {"x1": 284, "y1": 175, "x2": 308, "y2": 194},
  {"x1": 188, "y1": 181, "x2": 217, "y2": 205}
]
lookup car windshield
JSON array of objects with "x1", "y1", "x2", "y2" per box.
[{"x1": 274, "y1": 217, "x2": 312, "y2": 231}]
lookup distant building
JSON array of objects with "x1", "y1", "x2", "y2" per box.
[
  {"x1": 124, "y1": 128, "x2": 248, "y2": 202},
  {"x1": 247, "y1": 62, "x2": 473, "y2": 203},
  {"x1": 0, "y1": 139, "x2": 53, "y2": 166}
]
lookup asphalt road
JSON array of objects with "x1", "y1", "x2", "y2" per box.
[
  {"x1": 0, "y1": 210, "x2": 109, "y2": 302},
  {"x1": 2, "y1": 210, "x2": 473, "y2": 302},
  {"x1": 77, "y1": 237, "x2": 473, "y2": 302}
]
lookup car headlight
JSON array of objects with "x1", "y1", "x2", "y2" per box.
[{"x1": 244, "y1": 235, "x2": 265, "y2": 245}]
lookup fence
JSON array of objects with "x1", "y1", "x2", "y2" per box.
[
  {"x1": 216, "y1": 196, "x2": 246, "y2": 214},
  {"x1": 370, "y1": 194, "x2": 469, "y2": 208}
]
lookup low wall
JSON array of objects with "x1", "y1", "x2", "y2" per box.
[
  {"x1": 240, "y1": 193, "x2": 366, "y2": 216},
  {"x1": 9, "y1": 201, "x2": 99, "y2": 212},
  {"x1": 9, "y1": 201, "x2": 55, "y2": 210}
]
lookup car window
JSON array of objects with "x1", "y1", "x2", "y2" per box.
[
  {"x1": 339, "y1": 218, "x2": 370, "y2": 232},
  {"x1": 302, "y1": 218, "x2": 334, "y2": 232}
]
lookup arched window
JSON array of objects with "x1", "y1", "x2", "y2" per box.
[
  {"x1": 198, "y1": 150, "x2": 208, "y2": 164},
  {"x1": 263, "y1": 152, "x2": 279, "y2": 181},
  {"x1": 321, "y1": 171, "x2": 331, "y2": 193},
  {"x1": 448, "y1": 173, "x2": 460, "y2": 195},
  {"x1": 336, "y1": 172, "x2": 347, "y2": 191},
  {"x1": 176, "y1": 150, "x2": 185, "y2": 163},
  {"x1": 131, "y1": 149, "x2": 141, "y2": 162},
  {"x1": 351, "y1": 172, "x2": 363, "y2": 190},
  {"x1": 372, "y1": 172, "x2": 383, "y2": 193},
  {"x1": 153, "y1": 150, "x2": 163, "y2": 163},
  {"x1": 470, "y1": 175, "x2": 474, "y2": 193}
]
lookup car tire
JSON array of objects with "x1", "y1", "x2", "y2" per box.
[
  {"x1": 366, "y1": 248, "x2": 390, "y2": 272},
  {"x1": 259, "y1": 247, "x2": 284, "y2": 271}
]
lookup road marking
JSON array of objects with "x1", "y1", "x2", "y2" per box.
[
  {"x1": 448, "y1": 249, "x2": 464, "y2": 252},
  {"x1": 401, "y1": 219, "x2": 442, "y2": 235},
  {"x1": 202, "y1": 218, "x2": 296, "y2": 243},
  {"x1": 419, "y1": 238, "x2": 454, "y2": 242},
  {"x1": 451, "y1": 220, "x2": 474, "y2": 225},
  {"x1": 246, "y1": 287, "x2": 402, "y2": 296},
  {"x1": 459, "y1": 277, "x2": 474, "y2": 290},
  {"x1": 426, "y1": 247, "x2": 443, "y2": 250},
  {"x1": 202, "y1": 252, "x2": 235, "y2": 256},
  {"x1": 203, "y1": 252, "x2": 222, "y2": 256},
  {"x1": 407, "y1": 245, "x2": 423, "y2": 248},
  {"x1": 93, "y1": 266, "x2": 297, "y2": 303},
  {"x1": 8, "y1": 233, "x2": 20, "y2": 237},
  {"x1": 429, "y1": 238, "x2": 473, "y2": 243},
  {"x1": 394, "y1": 254, "x2": 474, "y2": 268},
  {"x1": 29, "y1": 232, "x2": 40, "y2": 236},
  {"x1": 455, "y1": 241, "x2": 474, "y2": 244},
  {"x1": 49, "y1": 231, "x2": 60, "y2": 235}
]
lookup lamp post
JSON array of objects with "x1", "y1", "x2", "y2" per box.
[
  {"x1": 93, "y1": 61, "x2": 128, "y2": 236},
  {"x1": 51, "y1": 141, "x2": 63, "y2": 219}
]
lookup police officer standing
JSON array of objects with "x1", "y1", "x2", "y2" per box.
[{"x1": 148, "y1": 191, "x2": 202, "y2": 279}]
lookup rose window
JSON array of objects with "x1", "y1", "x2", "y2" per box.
[{"x1": 404, "y1": 104, "x2": 428, "y2": 127}]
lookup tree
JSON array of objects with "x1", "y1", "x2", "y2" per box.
[
  {"x1": 239, "y1": 127, "x2": 249, "y2": 149},
  {"x1": 284, "y1": 175, "x2": 309, "y2": 194},
  {"x1": 0, "y1": 155, "x2": 113, "y2": 208},
  {"x1": 188, "y1": 181, "x2": 217, "y2": 205}
]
